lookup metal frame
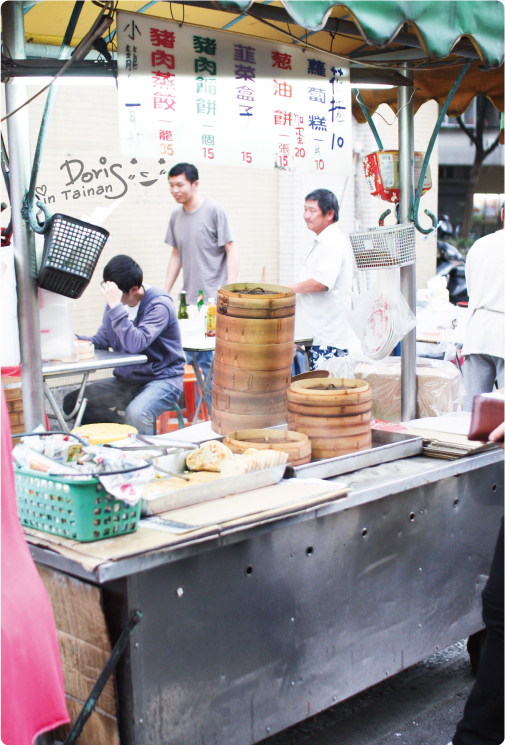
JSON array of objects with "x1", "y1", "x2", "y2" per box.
[{"x1": 31, "y1": 451, "x2": 503, "y2": 745}]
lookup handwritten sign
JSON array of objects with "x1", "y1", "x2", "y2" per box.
[{"x1": 117, "y1": 11, "x2": 352, "y2": 174}]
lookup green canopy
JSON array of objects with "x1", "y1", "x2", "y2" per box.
[{"x1": 218, "y1": 0, "x2": 504, "y2": 68}]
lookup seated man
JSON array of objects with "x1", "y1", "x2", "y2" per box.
[{"x1": 63, "y1": 255, "x2": 185, "y2": 434}]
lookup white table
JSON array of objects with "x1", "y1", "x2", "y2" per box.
[
  {"x1": 181, "y1": 336, "x2": 313, "y2": 425},
  {"x1": 42, "y1": 349, "x2": 148, "y2": 433}
]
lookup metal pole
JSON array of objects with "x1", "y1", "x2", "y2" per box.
[
  {"x1": 398, "y1": 62, "x2": 416, "y2": 422},
  {"x1": 3, "y1": 1, "x2": 46, "y2": 429}
]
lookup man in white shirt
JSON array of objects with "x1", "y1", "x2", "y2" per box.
[
  {"x1": 462, "y1": 207, "x2": 504, "y2": 410},
  {"x1": 287, "y1": 189, "x2": 353, "y2": 370}
]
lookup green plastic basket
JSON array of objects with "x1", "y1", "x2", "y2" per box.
[{"x1": 15, "y1": 467, "x2": 141, "y2": 542}]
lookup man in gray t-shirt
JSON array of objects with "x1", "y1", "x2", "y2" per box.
[
  {"x1": 164, "y1": 163, "x2": 238, "y2": 305},
  {"x1": 164, "y1": 162, "x2": 239, "y2": 385}
]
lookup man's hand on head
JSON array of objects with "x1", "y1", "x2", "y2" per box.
[{"x1": 101, "y1": 281, "x2": 123, "y2": 309}]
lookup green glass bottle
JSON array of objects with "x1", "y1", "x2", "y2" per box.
[{"x1": 178, "y1": 290, "x2": 189, "y2": 320}]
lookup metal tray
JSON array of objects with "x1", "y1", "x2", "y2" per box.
[
  {"x1": 142, "y1": 464, "x2": 287, "y2": 516},
  {"x1": 284, "y1": 430, "x2": 423, "y2": 480}
]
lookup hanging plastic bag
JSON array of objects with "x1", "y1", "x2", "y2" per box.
[
  {"x1": 39, "y1": 288, "x2": 77, "y2": 361},
  {"x1": 345, "y1": 267, "x2": 416, "y2": 360},
  {"x1": 0, "y1": 244, "x2": 21, "y2": 368}
]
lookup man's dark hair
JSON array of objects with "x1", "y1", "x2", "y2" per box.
[
  {"x1": 103, "y1": 255, "x2": 143, "y2": 293},
  {"x1": 168, "y1": 162, "x2": 199, "y2": 183},
  {"x1": 305, "y1": 189, "x2": 339, "y2": 222}
]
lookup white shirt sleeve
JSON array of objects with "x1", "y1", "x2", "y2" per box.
[{"x1": 311, "y1": 242, "x2": 342, "y2": 291}]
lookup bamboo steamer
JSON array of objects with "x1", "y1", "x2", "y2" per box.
[
  {"x1": 213, "y1": 360, "x2": 291, "y2": 394},
  {"x1": 212, "y1": 283, "x2": 295, "y2": 434},
  {"x1": 215, "y1": 339, "x2": 294, "y2": 371},
  {"x1": 212, "y1": 408, "x2": 287, "y2": 434},
  {"x1": 217, "y1": 283, "x2": 296, "y2": 319},
  {"x1": 213, "y1": 383, "x2": 287, "y2": 415},
  {"x1": 287, "y1": 399, "x2": 373, "y2": 417},
  {"x1": 216, "y1": 314, "x2": 295, "y2": 345},
  {"x1": 288, "y1": 410, "x2": 371, "y2": 430},
  {"x1": 223, "y1": 429, "x2": 311, "y2": 466},
  {"x1": 310, "y1": 433, "x2": 373, "y2": 459},
  {"x1": 287, "y1": 377, "x2": 372, "y2": 459},
  {"x1": 287, "y1": 378, "x2": 372, "y2": 407}
]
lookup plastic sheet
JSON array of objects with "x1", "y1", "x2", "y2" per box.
[
  {"x1": 38, "y1": 288, "x2": 76, "y2": 361},
  {"x1": 345, "y1": 268, "x2": 416, "y2": 360},
  {"x1": 0, "y1": 244, "x2": 20, "y2": 368},
  {"x1": 354, "y1": 357, "x2": 464, "y2": 422}
]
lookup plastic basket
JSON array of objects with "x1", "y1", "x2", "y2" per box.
[
  {"x1": 349, "y1": 222, "x2": 416, "y2": 270},
  {"x1": 15, "y1": 467, "x2": 141, "y2": 542},
  {"x1": 38, "y1": 214, "x2": 109, "y2": 299}
]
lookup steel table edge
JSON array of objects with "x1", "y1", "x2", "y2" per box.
[
  {"x1": 29, "y1": 543, "x2": 101, "y2": 584},
  {"x1": 29, "y1": 449, "x2": 503, "y2": 584},
  {"x1": 318, "y1": 448, "x2": 504, "y2": 515},
  {"x1": 42, "y1": 353, "x2": 148, "y2": 379}
]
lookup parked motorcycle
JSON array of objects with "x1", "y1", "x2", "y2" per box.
[{"x1": 436, "y1": 215, "x2": 468, "y2": 305}]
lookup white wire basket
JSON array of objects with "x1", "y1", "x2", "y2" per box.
[{"x1": 349, "y1": 222, "x2": 416, "y2": 270}]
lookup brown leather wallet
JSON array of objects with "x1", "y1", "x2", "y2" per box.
[{"x1": 468, "y1": 395, "x2": 505, "y2": 441}]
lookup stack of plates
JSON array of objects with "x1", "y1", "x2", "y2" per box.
[{"x1": 361, "y1": 304, "x2": 401, "y2": 360}]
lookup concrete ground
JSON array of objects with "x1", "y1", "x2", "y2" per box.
[{"x1": 260, "y1": 641, "x2": 473, "y2": 745}]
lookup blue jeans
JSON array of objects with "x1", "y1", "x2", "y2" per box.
[
  {"x1": 307, "y1": 345, "x2": 349, "y2": 371},
  {"x1": 63, "y1": 377, "x2": 182, "y2": 435}
]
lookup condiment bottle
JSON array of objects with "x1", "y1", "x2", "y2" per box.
[
  {"x1": 178, "y1": 290, "x2": 189, "y2": 320},
  {"x1": 197, "y1": 288, "x2": 204, "y2": 311},
  {"x1": 206, "y1": 297, "x2": 216, "y2": 337}
]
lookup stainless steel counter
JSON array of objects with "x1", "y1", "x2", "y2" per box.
[{"x1": 30, "y1": 448, "x2": 504, "y2": 745}]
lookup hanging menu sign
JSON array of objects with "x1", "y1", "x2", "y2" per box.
[{"x1": 117, "y1": 11, "x2": 352, "y2": 174}]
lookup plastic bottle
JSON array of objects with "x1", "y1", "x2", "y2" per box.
[
  {"x1": 197, "y1": 288, "x2": 204, "y2": 311},
  {"x1": 178, "y1": 290, "x2": 189, "y2": 320},
  {"x1": 206, "y1": 297, "x2": 216, "y2": 337}
]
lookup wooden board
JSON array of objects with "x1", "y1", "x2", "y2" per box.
[{"x1": 28, "y1": 481, "x2": 350, "y2": 567}]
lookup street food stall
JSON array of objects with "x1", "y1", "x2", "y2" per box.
[{"x1": 2, "y1": 2, "x2": 504, "y2": 744}]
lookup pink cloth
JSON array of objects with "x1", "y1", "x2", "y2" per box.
[{"x1": 1, "y1": 391, "x2": 70, "y2": 744}]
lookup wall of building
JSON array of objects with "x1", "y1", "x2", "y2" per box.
[{"x1": 2, "y1": 81, "x2": 439, "y2": 388}]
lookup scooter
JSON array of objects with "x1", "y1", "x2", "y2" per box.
[{"x1": 436, "y1": 215, "x2": 468, "y2": 305}]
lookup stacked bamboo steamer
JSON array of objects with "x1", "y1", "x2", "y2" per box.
[
  {"x1": 223, "y1": 429, "x2": 311, "y2": 466},
  {"x1": 212, "y1": 283, "x2": 295, "y2": 435},
  {"x1": 287, "y1": 377, "x2": 372, "y2": 458}
]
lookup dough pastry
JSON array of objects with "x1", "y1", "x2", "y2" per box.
[{"x1": 185, "y1": 440, "x2": 234, "y2": 472}]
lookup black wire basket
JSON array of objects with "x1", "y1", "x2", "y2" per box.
[{"x1": 38, "y1": 214, "x2": 109, "y2": 299}]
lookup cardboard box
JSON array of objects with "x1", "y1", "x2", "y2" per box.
[{"x1": 355, "y1": 358, "x2": 461, "y2": 423}]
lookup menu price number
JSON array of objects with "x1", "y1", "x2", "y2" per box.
[
  {"x1": 278, "y1": 154, "x2": 289, "y2": 167},
  {"x1": 202, "y1": 147, "x2": 214, "y2": 159},
  {"x1": 295, "y1": 148, "x2": 305, "y2": 158},
  {"x1": 315, "y1": 159, "x2": 325, "y2": 170},
  {"x1": 241, "y1": 151, "x2": 252, "y2": 164},
  {"x1": 160, "y1": 144, "x2": 174, "y2": 156}
]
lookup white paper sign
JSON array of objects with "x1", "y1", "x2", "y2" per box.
[{"x1": 117, "y1": 11, "x2": 352, "y2": 174}]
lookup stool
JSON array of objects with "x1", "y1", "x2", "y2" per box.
[
  {"x1": 156, "y1": 402, "x2": 185, "y2": 434},
  {"x1": 183, "y1": 364, "x2": 209, "y2": 423},
  {"x1": 156, "y1": 367, "x2": 208, "y2": 434}
]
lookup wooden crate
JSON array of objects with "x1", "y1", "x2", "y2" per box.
[
  {"x1": 36, "y1": 565, "x2": 120, "y2": 745},
  {"x1": 2, "y1": 376, "x2": 24, "y2": 442}
]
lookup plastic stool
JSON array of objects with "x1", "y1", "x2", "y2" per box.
[
  {"x1": 156, "y1": 367, "x2": 209, "y2": 434},
  {"x1": 156, "y1": 402, "x2": 185, "y2": 434},
  {"x1": 183, "y1": 364, "x2": 209, "y2": 423}
]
